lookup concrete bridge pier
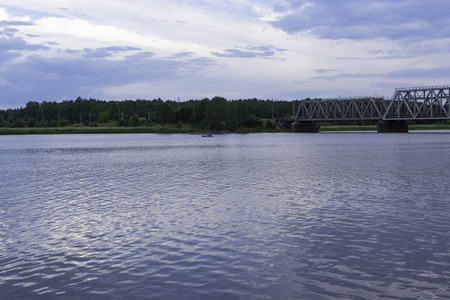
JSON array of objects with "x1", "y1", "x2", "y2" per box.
[
  {"x1": 377, "y1": 120, "x2": 409, "y2": 133},
  {"x1": 275, "y1": 119, "x2": 293, "y2": 132},
  {"x1": 292, "y1": 121, "x2": 320, "y2": 133}
]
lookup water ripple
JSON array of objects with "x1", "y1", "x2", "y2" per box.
[{"x1": 1, "y1": 133, "x2": 450, "y2": 299}]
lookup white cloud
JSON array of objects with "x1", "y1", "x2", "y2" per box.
[
  {"x1": 0, "y1": 1, "x2": 450, "y2": 108},
  {"x1": 0, "y1": 6, "x2": 8, "y2": 20},
  {"x1": 2, "y1": 1, "x2": 278, "y2": 58}
]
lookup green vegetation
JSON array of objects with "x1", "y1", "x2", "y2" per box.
[
  {"x1": 409, "y1": 124, "x2": 450, "y2": 130},
  {"x1": 1, "y1": 97, "x2": 449, "y2": 135},
  {"x1": 0, "y1": 96, "x2": 288, "y2": 134},
  {"x1": 320, "y1": 125, "x2": 377, "y2": 131},
  {"x1": 320, "y1": 120, "x2": 450, "y2": 132},
  {"x1": 0, "y1": 126, "x2": 189, "y2": 135}
]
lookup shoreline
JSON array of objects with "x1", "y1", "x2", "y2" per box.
[{"x1": 1, "y1": 124, "x2": 450, "y2": 135}]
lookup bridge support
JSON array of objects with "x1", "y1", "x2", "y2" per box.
[
  {"x1": 275, "y1": 119, "x2": 293, "y2": 132},
  {"x1": 292, "y1": 121, "x2": 320, "y2": 133},
  {"x1": 377, "y1": 120, "x2": 409, "y2": 133}
]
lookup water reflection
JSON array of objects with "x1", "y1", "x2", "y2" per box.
[{"x1": 1, "y1": 133, "x2": 449, "y2": 299}]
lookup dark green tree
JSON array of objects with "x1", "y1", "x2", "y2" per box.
[
  {"x1": 57, "y1": 119, "x2": 71, "y2": 127},
  {"x1": 24, "y1": 101, "x2": 40, "y2": 120},
  {"x1": 13, "y1": 118, "x2": 26, "y2": 128},
  {"x1": 110, "y1": 102, "x2": 120, "y2": 121},
  {"x1": 130, "y1": 115, "x2": 140, "y2": 127},
  {"x1": 157, "y1": 103, "x2": 175, "y2": 124},
  {"x1": 27, "y1": 117, "x2": 37, "y2": 128},
  {"x1": 190, "y1": 98, "x2": 209, "y2": 124},
  {"x1": 98, "y1": 111, "x2": 111, "y2": 123},
  {"x1": 205, "y1": 96, "x2": 229, "y2": 130},
  {"x1": 233, "y1": 101, "x2": 248, "y2": 126},
  {"x1": 265, "y1": 120, "x2": 275, "y2": 130}
]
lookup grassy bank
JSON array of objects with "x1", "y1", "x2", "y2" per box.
[
  {"x1": 321, "y1": 124, "x2": 450, "y2": 132},
  {"x1": 320, "y1": 125, "x2": 377, "y2": 131},
  {"x1": 409, "y1": 124, "x2": 450, "y2": 130},
  {"x1": 1, "y1": 124, "x2": 450, "y2": 135},
  {"x1": 0, "y1": 125, "x2": 194, "y2": 135},
  {"x1": 0, "y1": 127, "x2": 276, "y2": 135}
]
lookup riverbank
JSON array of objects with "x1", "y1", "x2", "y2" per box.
[
  {"x1": 1, "y1": 124, "x2": 450, "y2": 135},
  {"x1": 320, "y1": 124, "x2": 450, "y2": 132},
  {"x1": 0, "y1": 126, "x2": 191, "y2": 135}
]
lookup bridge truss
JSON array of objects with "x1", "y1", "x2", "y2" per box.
[
  {"x1": 294, "y1": 96, "x2": 387, "y2": 121},
  {"x1": 384, "y1": 86, "x2": 450, "y2": 120},
  {"x1": 293, "y1": 85, "x2": 450, "y2": 121}
]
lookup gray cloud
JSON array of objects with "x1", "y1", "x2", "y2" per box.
[
  {"x1": 0, "y1": 19, "x2": 49, "y2": 54},
  {"x1": 212, "y1": 49, "x2": 268, "y2": 58},
  {"x1": 270, "y1": 0, "x2": 450, "y2": 40},
  {"x1": 82, "y1": 46, "x2": 142, "y2": 58},
  {"x1": 0, "y1": 20, "x2": 35, "y2": 26},
  {"x1": 103, "y1": 46, "x2": 142, "y2": 52},
  {"x1": 0, "y1": 31, "x2": 50, "y2": 53},
  {"x1": 171, "y1": 52, "x2": 194, "y2": 58},
  {"x1": 0, "y1": 17, "x2": 213, "y2": 107},
  {"x1": 0, "y1": 49, "x2": 21, "y2": 63},
  {"x1": 311, "y1": 67, "x2": 450, "y2": 81},
  {"x1": 314, "y1": 69, "x2": 336, "y2": 74},
  {"x1": 212, "y1": 45, "x2": 284, "y2": 58},
  {"x1": 0, "y1": 47, "x2": 214, "y2": 106},
  {"x1": 386, "y1": 67, "x2": 450, "y2": 80},
  {"x1": 244, "y1": 45, "x2": 287, "y2": 52}
]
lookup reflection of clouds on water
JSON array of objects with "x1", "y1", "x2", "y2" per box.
[{"x1": 0, "y1": 133, "x2": 449, "y2": 299}]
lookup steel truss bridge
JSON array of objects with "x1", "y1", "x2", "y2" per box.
[
  {"x1": 277, "y1": 85, "x2": 450, "y2": 132},
  {"x1": 294, "y1": 85, "x2": 450, "y2": 121}
]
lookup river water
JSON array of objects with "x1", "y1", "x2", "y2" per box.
[{"x1": 0, "y1": 132, "x2": 449, "y2": 299}]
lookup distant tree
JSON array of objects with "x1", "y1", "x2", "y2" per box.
[
  {"x1": 110, "y1": 102, "x2": 120, "y2": 121},
  {"x1": 24, "y1": 101, "x2": 40, "y2": 120},
  {"x1": 242, "y1": 115, "x2": 262, "y2": 128},
  {"x1": 190, "y1": 98, "x2": 209, "y2": 124},
  {"x1": 12, "y1": 118, "x2": 26, "y2": 128},
  {"x1": 119, "y1": 115, "x2": 130, "y2": 127},
  {"x1": 233, "y1": 101, "x2": 248, "y2": 126},
  {"x1": 98, "y1": 111, "x2": 111, "y2": 123},
  {"x1": 27, "y1": 117, "x2": 37, "y2": 128},
  {"x1": 0, "y1": 96, "x2": 300, "y2": 132},
  {"x1": 176, "y1": 105, "x2": 193, "y2": 123},
  {"x1": 157, "y1": 103, "x2": 175, "y2": 124},
  {"x1": 130, "y1": 115, "x2": 140, "y2": 127},
  {"x1": 57, "y1": 119, "x2": 71, "y2": 127},
  {"x1": 206, "y1": 96, "x2": 229, "y2": 130},
  {"x1": 265, "y1": 120, "x2": 275, "y2": 130},
  {"x1": 224, "y1": 119, "x2": 238, "y2": 131}
]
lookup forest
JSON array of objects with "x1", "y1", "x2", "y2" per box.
[{"x1": 0, "y1": 96, "x2": 296, "y2": 131}]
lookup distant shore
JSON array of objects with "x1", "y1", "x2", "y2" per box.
[
  {"x1": 1, "y1": 124, "x2": 450, "y2": 135},
  {"x1": 0, "y1": 126, "x2": 191, "y2": 135},
  {"x1": 321, "y1": 124, "x2": 450, "y2": 132}
]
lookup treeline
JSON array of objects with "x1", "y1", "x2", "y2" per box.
[{"x1": 0, "y1": 96, "x2": 296, "y2": 131}]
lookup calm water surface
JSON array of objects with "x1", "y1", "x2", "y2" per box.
[{"x1": 0, "y1": 132, "x2": 449, "y2": 299}]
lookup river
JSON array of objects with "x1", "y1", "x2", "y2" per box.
[{"x1": 0, "y1": 132, "x2": 449, "y2": 299}]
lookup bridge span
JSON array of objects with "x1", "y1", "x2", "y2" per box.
[{"x1": 278, "y1": 85, "x2": 450, "y2": 133}]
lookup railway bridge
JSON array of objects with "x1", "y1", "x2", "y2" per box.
[{"x1": 277, "y1": 85, "x2": 450, "y2": 133}]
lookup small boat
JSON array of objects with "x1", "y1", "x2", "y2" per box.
[{"x1": 202, "y1": 133, "x2": 213, "y2": 137}]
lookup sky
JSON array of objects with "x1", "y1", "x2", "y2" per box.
[{"x1": 1, "y1": 0, "x2": 450, "y2": 109}]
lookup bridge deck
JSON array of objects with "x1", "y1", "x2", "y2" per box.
[{"x1": 292, "y1": 85, "x2": 450, "y2": 122}]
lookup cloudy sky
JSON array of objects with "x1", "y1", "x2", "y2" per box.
[{"x1": 1, "y1": 0, "x2": 450, "y2": 109}]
